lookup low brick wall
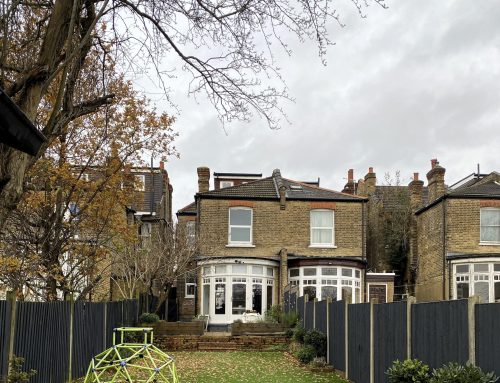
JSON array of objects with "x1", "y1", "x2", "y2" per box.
[
  {"x1": 231, "y1": 322, "x2": 285, "y2": 336},
  {"x1": 155, "y1": 334, "x2": 288, "y2": 351},
  {"x1": 144, "y1": 321, "x2": 205, "y2": 336}
]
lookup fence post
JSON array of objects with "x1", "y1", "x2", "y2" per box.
[
  {"x1": 406, "y1": 296, "x2": 416, "y2": 359},
  {"x1": 66, "y1": 294, "x2": 74, "y2": 383},
  {"x1": 313, "y1": 298, "x2": 317, "y2": 329},
  {"x1": 369, "y1": 298, "x2": 377, "y2": 383},
  {"x1": 326, "y1": 297, "x2": 332, "y2": 364},
  {"x1": 103, "y1": 301, "x2": 108, "y2": 348},
  {"x1": 344, "y1": 299, "x2": 349, "y2": 380},
  {"x1": 468, "y1": 295, "x2": 480, "y2": 365},
  {"x1": 303, "y1": 294, "x2": 309, "y2": 328},
  {"x1": 6, "y1": 291, "x2": 17, "y2": 378}
]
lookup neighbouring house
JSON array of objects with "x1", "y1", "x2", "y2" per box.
[
  {"x1": 415, "y1": 160, "x2": 500, "y2": 303},
  {"x1": 178, "y1": 166, "x2": 398, "y2": 326},
  {"x1": 342, "y1": 168, "x2": 418, "y2": 299}
]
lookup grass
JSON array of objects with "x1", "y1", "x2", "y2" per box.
[{"x1": 172, "y1": 351, "x2": 347, "y2": 383}]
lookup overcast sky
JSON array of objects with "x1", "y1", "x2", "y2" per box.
[{"x1": 135, "y1": 0, "x2": 500, "y2": 215}]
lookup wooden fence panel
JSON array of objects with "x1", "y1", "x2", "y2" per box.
[
  {"x1": 475, "y1": 303, "x2": 500, "y2": 377},
  {"x1": 374, "y1": 301, "x2": 407, "y2": 383},
  {"x1": 305, "y1": 301, "x2": 314, "y2": 331},
  {"x1": 315, "y1": 300, "x2": 327, "y2": 334},
  {"x1": 329, "y1": 300, "x2": 345, "y2": 371},
  {"x1": 284, "y1": 291, "x2": 290, "y2": 313},
  {"x1": 0, "y1": 300, "x2": 11, "y2": 378},
  {"x1": 105, "y1": 301, "x2": 125, "y2": 347},
  {"x1": 71, "y1": 302, "x2": 106, "y2": 379},
  {"x1": 14, "y1": 302, "x2": 71, "y2": 383},
  {"x1": 347, "y1": 303, "x2": 370, "y2": 383},
  {"x1": 289, "y1": 292, "x2": 297, "y2": 314},
  {"x1": 297, "y1": 296, "x2": 305, "y2": 325},
  {"x1": 411, "y1": 300, "x2": 468, "y2": 370}
]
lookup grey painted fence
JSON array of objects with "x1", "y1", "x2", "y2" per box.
[
  {"x1": 284, "y1": 296, "x2": 500, "y2": 383},
  {"x1": 475, "y1": 303, "x2": 500, "y2": 377},
  {"x1": 0, "y1": 299, "x2": 137, "y2": 383},
  {"x1": 411, "y1": 300, "x2": 469, "y2": 370}
]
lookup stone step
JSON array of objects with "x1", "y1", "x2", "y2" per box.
[{"x1": 198, "y1": 342, "x2": 239, "y2": 351}]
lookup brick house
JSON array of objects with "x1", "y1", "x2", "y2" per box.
[
  {"x1": 414, "y1": 160, "x2": 500, "y2": 302},
  {"x1": 178, "y1": 167, "x2": 372, "y2": 325}
]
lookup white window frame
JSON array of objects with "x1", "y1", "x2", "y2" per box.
[
  {"x1": 480, "y1": 207, "x2": 500, "y2": 245},
  {"x1": 228, "y1": 207, "x2": 253, "y2": 246},
  {"x1": 288, "y1": 265, "x2": 362, "y2": 302},
  {"x1": 185, "y1": 274, "x2": 196, "y2": 299},
  {"x1": 453, "y1": 260, "x2": 500, "y2": 303},
  {"x1": 310, "y1": 209, "x2": 335, "y2": 248},
  {"x1": 134, "y1": 175, "x2": 146, "y2": 191}
]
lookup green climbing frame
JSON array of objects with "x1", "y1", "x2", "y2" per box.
[{"x1": 84, "y1": 327, "x2": 178, "y2": 383}]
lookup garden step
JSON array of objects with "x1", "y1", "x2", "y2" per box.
[{"x1": 198, "y1": 342, "x2": 239, "y2": 351}]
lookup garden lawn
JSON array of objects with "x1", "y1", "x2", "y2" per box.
[{"x1": 172, "y1": 351, "x2": 347, "y2": 383}]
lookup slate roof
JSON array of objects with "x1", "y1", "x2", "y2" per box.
[
  {"x1": 177, "y1": 201, "x2": 197, "y2": 216},
  {"x1": 197, "y1": 169, "x2": 365, "y2": 202}
]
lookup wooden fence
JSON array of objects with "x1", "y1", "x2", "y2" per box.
[
  {"x1": 284, "y1": 291, "x2": 500, "y2": 383},
  {"x1": 0, "y1": 293, "x2": 138, "y2": 383}
]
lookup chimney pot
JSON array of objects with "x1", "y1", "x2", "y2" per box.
[
  {"x1": 413, "y1": 172, "x2": 419, "y2": 181},
  {"x1": 431, "y1": 159, "x2": 438, "y2": 168},
  {"x1": 160, "y1": 161, "x2": 164, "y2": 170},
  {"x1": 369, "y1": 167, "x2": 374, "y2": 173}
]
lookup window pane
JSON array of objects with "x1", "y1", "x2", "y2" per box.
[
  {"x1": 266, "y1": 285, "x2": 273, "y2": 310},
  {"x1": 230, "y1": 227, "x2": 251, "y2": 242},
  {"x1": 186, "y1": 284, "x2": 195, "y2": 296},
  {"x1": 215, "y1": 283, "x2": 226, "y2": 314},
  {"x1": 495, "y1": 264, "x2": 500, "y2": 272},
  {"x1": 355, "y1": 270, "x2": 361, "y2": 278},
  {"x1": 456, "y1": 265, "x2": 469, "y2": 273},
  {"x1": 253, "y1": 266, "x2": 263, "y2": 275},
  {"x1": 495, "y1": 282, "x2": 500, "y2": 302},
  {"x1": 232, "y1": 284, "x2": 246, "y2": 315},
  {"x1": 474, "y1": 264, "x2": 489, "y2": 273},
  {"x1": 230, "y1": 209, "x2": 252, "y2": 225},
  {"x1": 203, "y1": 284, "x2": 210, "y2": 315},
  {"x1": 304, "y1": 268, "x2": 316, "y2": 276},
  {"x1": 215, "y1": 265, "x2": 226, "y2": 274},
  {"x1": 203, "y1": 266, "x2": 212, "y2": 275},
  {"x1": 475, "y1": 281, "x2": 489, "y2": 303},
  {"x1": 232, "y1": 264, "x2": 247, "y2": 274},
  {"x1": 341, "y1": 287, "x2": 352, "y2": 303},
  {"x1": 355, "y1": 289, "x2": 360, "y2": 303},
  {"x1": 321, "y1": 286, "x2": 337, "y2": 301},
  {"x1": 311, "y1": 228, "x2": 333, "y2": 244},
  {"x1": 456, "y1": 283, "x2": 469, "y2": 299},
  {"x1": 266, "y1": 267, "x2": 274, "y2": 277},
  {"x1": 303, "y1": 286, "x2": 316, "y2": 300},
  {"x1": 322, "y1": 267, "x2": 337, "y2": 276},
  {"x1": 311, "y1": 211, "x2": 333, "y2": 227},
  {"x1": 481, "y1": 227, "x2": 500, "y2": 242},
  {"x1": 482, "y1": 209, "x2": 500, "y2": 225},
  {"x1": 342, "y1": 268, "x2": 353, "y2": 277},
  {"x1": 252, "y1": 284, "x2": 262, "y2": 314},
  {"x1": 289, "y1": 268, "x2": 300, "y2": 277}
]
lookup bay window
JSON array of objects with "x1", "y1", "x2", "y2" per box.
[{"x1": 454, "y1": 261, "x2": 500, "y2": 302}]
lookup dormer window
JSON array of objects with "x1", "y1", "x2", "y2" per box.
[
  {"x1": 310, "y1": 209, "x2": 335, "y2": 247},
  {"x1": 220, "y1": 181, "x2": 234, "y2": 188},
  {"x1": 228, "y1": 207, "x2": 252, "y2": 245},
  {"x1": 480, "y1": 208, "x2": 500, "y2": 244}
]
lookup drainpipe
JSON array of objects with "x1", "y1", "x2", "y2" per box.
[{"x1": 442, "y1": 199, "x2": 447, "y2": 299}]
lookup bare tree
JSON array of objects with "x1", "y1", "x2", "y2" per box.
[
  {"x1": 111, "y1": 220, "x2": 200, "y2": 313},
  {"x1": 0, "y1": 0, "x2": 386, "y2": 228}
]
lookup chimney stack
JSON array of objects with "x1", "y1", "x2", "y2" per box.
[
  {"x1": 197, "y1": 166, "x2": 210, "y2": 193},
  {"x1": 364, "y1": 167, "x2": 376, "y2": 196},
  {"x1": 160, "y1": 161, "x2": 165, "y2": 170},
  {"x1": 342, "y1": 169, "x2": 356, "y2": 195},
  {"x1": 426, "y1": 159, "x2": 446, "y2": 202}
]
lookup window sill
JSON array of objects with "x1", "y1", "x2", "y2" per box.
[
  {"x1": 479, "y1": 242, "x2": 500, "y2": 246},
  {"x1": 226, "y1": 244, "x2": 256, "y2": 248},
  {"x1": 309, "y1": 244, "x2": 337, "y2": 249},
  {"x1": 185, "y1": 296, "x2": 195, "y2": 299}
]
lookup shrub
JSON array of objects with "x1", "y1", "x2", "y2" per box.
[
  {"x1": 303, "y1": 329, "x2": 327, "y2": 358},
  {"x1": 430, "y1": 362, "x2": 498, "y2": 383},
  {"x1": 296, "y1": 345, "x2": 316, "y2": 364},
  {"x1": 138, "y1": 312, "x2": 160, "y2": 324},
  {"x1": 386, "y1": 359, "x2": 430, "y2": 383},
  {"x1": 293, "y1": 325, "x2": 306, "y2": 343},
  {"x1": 233, "y1": 319, "x2": 243, "y2": 324},
  {"x1": 284, "y1": 327, "x2": 294, "y2": 339},
  {"x1": 264, "y1": 305, "x2": 283, "y2": 323},
  {"x1": 8, "y1": 356, "x2": 37, "y2": 383},
  {"x1": 281, "y1": 312, "x2": 299, "y2": 327}
]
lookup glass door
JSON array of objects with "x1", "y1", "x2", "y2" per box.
[{"x1": 232, "y1": 280, "x2": 247, "y2": 317}]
